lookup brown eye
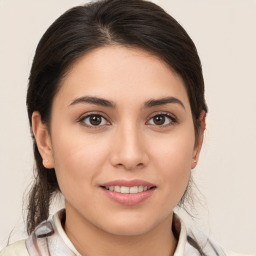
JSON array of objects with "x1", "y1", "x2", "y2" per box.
[
  {"x1": 153, "y1": 115, "x2": 165, "y2": 125},
  {"x1": 147, "y1": 114, "x2": 176, "y2": 126},
  {"x1": 90, "y1": 115, "x2": 102, "y2": 125},
  {"x1": 81, "y1": 114, "x2": 108, "y2": 127}
]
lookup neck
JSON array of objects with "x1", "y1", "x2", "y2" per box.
[{"x1": 64, "y1": 207, "x2": 177, "y2": 256}]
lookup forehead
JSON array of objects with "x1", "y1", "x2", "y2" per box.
[{"x1": 56, "y1": 45, "x2": 190, "y2": 109}]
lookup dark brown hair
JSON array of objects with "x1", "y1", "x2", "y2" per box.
[{"x1": 26, "y1": 0, "x2": 207, "y2": 235}]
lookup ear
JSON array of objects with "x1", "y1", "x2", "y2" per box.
[
  {"x1": 191, "y1": 111, "x2": 206, "y2": 169},
  {"x1": 32, "y1": 111, "x2": 54, "y2": 169}
]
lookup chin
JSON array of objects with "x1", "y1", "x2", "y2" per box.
[
  {"x1": 105, "y1": 223, "x2": 153, "y2": 236},
  {"x1": 98, "y1": 214, "x2": 168, "y2": 237}
]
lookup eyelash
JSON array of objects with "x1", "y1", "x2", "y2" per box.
[
  {"x1": 146, "y1": 112, "x2": 177, "y2": 128},
  {"x1": 78, "y1": 112, "x2": 110, "y2": 129},
  {"x1": 78, "y1": 112, "x2": 177, "y2": 128}
]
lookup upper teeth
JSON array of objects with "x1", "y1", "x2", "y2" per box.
[{"x1": 105, "y1": 186, "x2": 149, "y2": 194}]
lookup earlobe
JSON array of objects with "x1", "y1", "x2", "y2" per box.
[
  {"x1": 32, "y1": 111, "x2": 54, "y2": 169},
  {"x1": 191, "y1": 111, "x2": 206, "y2": 169}
]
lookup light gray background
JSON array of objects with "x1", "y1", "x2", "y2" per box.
[{"x1": 0, "y1": 0, "x2": 255, "y2": 254}]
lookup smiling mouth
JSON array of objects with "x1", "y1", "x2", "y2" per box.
[{"x1": 101, "y1": 185, "x2": 156, "y2": 194}]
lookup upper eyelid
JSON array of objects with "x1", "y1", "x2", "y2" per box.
[
  {"x1": 78, "y1": 111, "x2": 111, "y2": 122},
  {"x1": 147, "y1": 111, "x2": 177, "y2": 120},
  {"x1": 78, "y1": 113, "x2": 111, "y2": 129},
  {"x1": 146, "y1": 112, "x2": 177, "y2": 127},
  {"x1": 77, "y1": 111, "x2": 177, "y2": 125}
]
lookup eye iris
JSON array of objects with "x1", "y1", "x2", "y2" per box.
[
  {"x1": 153, "y1": 115, "x2": 165, "y2": 125},
  {"x1": 90, "y1": 115, "x2": 102, "y2": 125}
]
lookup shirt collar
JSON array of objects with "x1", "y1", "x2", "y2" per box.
[
  {"x1": 53, "y1": 210, "x2": 190, "y2": 256},
  {"x1": 27, "y1": 209, "x2": 194, "y2": 256}
]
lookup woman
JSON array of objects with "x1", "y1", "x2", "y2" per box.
[{"x1": 0, "y1": 0, "x2": 250, "y2": 255}]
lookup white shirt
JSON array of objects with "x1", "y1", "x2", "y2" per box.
[{"x1": 0, "y1": 210, "x2": 252, "y2": 256}]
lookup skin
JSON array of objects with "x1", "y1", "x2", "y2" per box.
[{"x1": 32, "y1": 45, "x2": 205, "y2": 256}]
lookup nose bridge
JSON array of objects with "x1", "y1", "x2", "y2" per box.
[{"x1": 111, "y1": 120, "x2": 148, "y2": 169}]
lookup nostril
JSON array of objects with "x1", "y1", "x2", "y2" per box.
[{"x1": 110, "y1": 146, "x2": 149, "y2": 170}]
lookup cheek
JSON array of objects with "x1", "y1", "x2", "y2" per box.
[
  {"x1": 151, "y1": 129, "x2": 195, "y2": 170},
  {"x1": 150, "y1": 130, "x2": 195, "y2": 203},
  {"x1": 50, "y1": 129, "x2": 110, "y2": 193}
]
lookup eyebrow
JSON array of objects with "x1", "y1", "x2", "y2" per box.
[
  {"x1": 69, "y1": 96, "x2": 116, "y2": 108},
  {"x1": 144, "y1": 97, "x2": 185, "y2": 109},
  {"x1": 69, "y1": 96, "x2": 185, "y2": 110}
]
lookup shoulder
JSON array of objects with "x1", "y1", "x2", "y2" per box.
[
  {"x1": 0, "y1": 240, "x2": 29, "y2": 256},
  {"x1": 174, "y1": 213, "x2": 254, "y2": 256}
]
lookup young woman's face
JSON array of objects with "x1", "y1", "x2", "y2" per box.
[{"x1": 37, "y1": 46, "x2": 203, "y2": 236}]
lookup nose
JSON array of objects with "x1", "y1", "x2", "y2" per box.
[{"x1": 110, "y1": 124, "x2": 149, "y2": 170}]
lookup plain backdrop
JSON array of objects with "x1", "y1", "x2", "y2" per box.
[{"x1": 0, "y1": 0, "x2": 256, "y2": 254}]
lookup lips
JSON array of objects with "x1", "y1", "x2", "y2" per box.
[
  {"x1": 100, "y1": 179, "x2": 156, "y2": 205},
  {"x1": 104, "y1": 185, "x2": 150, "y2": 193}
]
